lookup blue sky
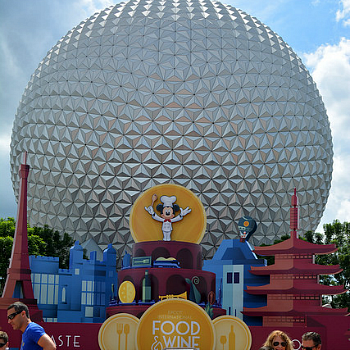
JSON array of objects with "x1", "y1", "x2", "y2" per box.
[{"x1": 0, "y1": 0, "x2": 349, "y2": 233}]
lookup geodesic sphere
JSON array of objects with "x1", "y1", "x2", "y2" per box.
[{"x1": 10, "y1": 0, "x2": 333, "y2": 260}]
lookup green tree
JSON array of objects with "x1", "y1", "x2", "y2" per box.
[
  {"x1": 257, "y1": 221, "x2": 350, "y2": 312},
  {"x1": 304, "y1": 220, "x2": 350, "y2": 312},
  {"x1": 0, "y1": 235, "x2": 13, "y2": 290},
  {"x1": 28, "y1": 225, "x2": 74, "y2": 268},
  {"x1": 0, "y1": 217, "x2": 16, "y2": 236},
  {"x1": 0, "y1": 217, "x2": 74, "y2": 294}
]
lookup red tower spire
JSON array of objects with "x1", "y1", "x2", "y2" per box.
[
  {"x1": 243, "y1": 189, "x2": 347, "y2": 328},
  {"x1": 290, "y1": 187, "x2": 299, "y2": 240},
  {"x1": 0, "y1": 153, "x2": 42, "y2": 321}
]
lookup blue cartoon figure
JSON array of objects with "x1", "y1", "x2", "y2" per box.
[{"x1": 144, "y1": 195, "x2": 191, "y2": 241}]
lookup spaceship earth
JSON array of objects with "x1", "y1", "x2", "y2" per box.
[{"x1": 10, "y1": 0, "x2": 333, "y2": 260}]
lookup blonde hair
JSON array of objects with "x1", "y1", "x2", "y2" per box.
[
  {"x1": 263, "y1": 330, "x2": 293, "y2": 350},
  {"x1": 0, "y1": 331, "x2": 8, "y2": 343}
]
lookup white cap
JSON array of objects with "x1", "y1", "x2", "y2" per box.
[{"x1": 160, "y1": 195, "x2": 177, "y2": 207}]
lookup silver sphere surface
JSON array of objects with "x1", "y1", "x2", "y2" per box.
[{"x1": 10, "y1": 0, "x2": 333, "y2": 259}]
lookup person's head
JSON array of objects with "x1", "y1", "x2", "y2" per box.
[
  {"x1": 157, "y1": 195, "x2": 180, "y2": 219},
  {"x1": 7, "y1": 301, "x2": 30, "y2": 332},
  {"x1": 0, "y1": 331, "x2": 9, "y2": 349},
  {"x1": 263, "y1": 330, "x2": 293, "y2": 350},
  {"x1": 302, "y1": 332, "x2": 322, "y2": 350}
]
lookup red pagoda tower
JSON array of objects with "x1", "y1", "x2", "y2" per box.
[
  {"x1": 243, "y1": 188, "x2": 348, "y2": 328},
  {"x1": 0, "y1": 153, "x2": 42, "y2": 321}
]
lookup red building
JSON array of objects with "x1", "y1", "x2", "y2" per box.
[
  {"x1": 243, "y1": 189, "x2": 350, "y2": 348},
  {"x1": 244, "y1": 233, "x2": 346, "y2": 327}
]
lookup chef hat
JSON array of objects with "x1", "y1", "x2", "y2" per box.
[{"x1": 160, "y1": 195, "x2": 177, "y2": 207}]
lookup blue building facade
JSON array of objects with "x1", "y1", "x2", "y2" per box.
[
  {"x1": 203, "y1": 239, "x2": 269, "y2": 326},
  {"x1": 29, "y1": 238, "x2": 267, "y2": 325},
  {"x1": 29, "y1": 241, "x2": 118, "y2": 323}
]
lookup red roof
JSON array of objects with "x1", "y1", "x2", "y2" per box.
[
  {"x1": 246, "y1": 282, "x2": 346, "y2": 295},
  {"x1": 253, "y1": 236, "x2": 337, "y2": 256},
  {"x1": 250, "y1": 263, "x2": 342, "y2": 275}
]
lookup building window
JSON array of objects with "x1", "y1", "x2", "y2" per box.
[
  {"x1": 234, "y1": 272, "x2": 240, "y2": 284},
  {"x1": 32, "y1": 273, "x2": 59, "y2": 305},
  {"x1": 85, "y1": 306, "x2": 93, "y2": 318},
  {"x1": 227, "y1": 272, "x2": 233, "y2": 284},
  {"x1": 81, "y1": 280, "x2": 105, "y2": 307},
  {"x1": 62, "y1": 286, "x2": 67, "y2": 303}
]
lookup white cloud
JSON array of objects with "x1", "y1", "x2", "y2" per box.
[
  {"x1": 336, "y1": 0, "x2": 350, "y2": 26},
  {"x1": 303, "y1": 38, "x2": 350, "y2": 230},
  {"x1": 78, "y1": 0, "x2": 115, "y2": 15},
  {"x1": 0, "y1": 36, "x2": 22, "y2": 81},
  {"x1": 317, "y1": 153, "x2": 350, "y2": 231},
  {"x1": 0, "y1": 133, "x2": 11, "y2": 154},
  {"x1": 303, "y1": 38, "x2": 350, "y2": 146},
  {"x1": 332, "y1": 155, "x2": 350, "y2": 219}
]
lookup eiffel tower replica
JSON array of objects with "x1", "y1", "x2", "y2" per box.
[{"x1": 0, "y1": 153, "x2": 42, "y2": 321}]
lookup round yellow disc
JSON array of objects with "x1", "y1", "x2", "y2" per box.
[
  {"x1": 130, "y1": 184, "x2": 206, "y2": 243},
  {"x1": 98, "y1": 313, "x2": 139, "y2": 350},
  {"x1": 118, "y1": 281, "x2": 136, "y2": 303},
  {"x1": 212, "y1": 315, "x2": 252, "y2": 350},
  {"x1": 136, "y1": 299, "x2": 215, "y2": 350}
]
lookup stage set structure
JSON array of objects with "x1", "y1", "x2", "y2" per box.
[
  {"x1": 3, "y1": 1, "x2": 347, "y2": 348},
  {"x1": 0, "y1": 157, "x2": 349, "y2": 349}
]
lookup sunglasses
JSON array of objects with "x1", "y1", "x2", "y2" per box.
[
  {"x1": 7, "y1": 309, "x2": 22, "y2": 320},
  {"x1": 0, "y1": 343, "x2": 6, "y2": 348},
  {"x1": 301, "y1": 347, "x2": 317, "y2": 350},
  {"x1": 273, "y1": 342, "x2": 287, "y2": 347}
]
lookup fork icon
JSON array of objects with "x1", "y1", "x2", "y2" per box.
[{"x1": 117, "y1": 323, "x2": 123, "y2": 349}]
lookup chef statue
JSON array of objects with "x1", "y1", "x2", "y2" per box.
[{"x1": 145, "y1": 195, "x2": 191, "y2": 241}]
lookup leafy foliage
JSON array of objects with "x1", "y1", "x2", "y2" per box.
[
  {"x1": 304, "y1": 220, "x2": 350, "y2": 312},
  {"x1": 0, "y1": 217, "x2": 74, "y2": 294},
  {"x1": 0, "y1": 217, "x2": 16, "y2": 236},
  {"x1": 28, "y1": 225, "x2": 74, "y2": 268},
  {"x1": 257, "y1": 221, "x2": 350, "y2": 311},
  {"x1": 0, "y1": 235, "x2": 13, "y2": 290}
]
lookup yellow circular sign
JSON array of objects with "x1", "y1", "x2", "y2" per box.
[
  {"x1": 130, "y1": 184, "x2": 206, "y2": 243},
  {"x1": 213, "y1": 315, "x2": 252, "y2": 350},
  {"x1": 136, "y1": 299, "x2": 215, "y2": 350},
  {"x1": 98, "y1": 313, "x2": 139, "y2": 350},
  {"x1": 118, "y1": 281, "x2": 136, "y2": 303}
]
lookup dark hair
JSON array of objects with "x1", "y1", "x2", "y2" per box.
[
  {"x1": 302, "y1": 332, "x2": 322, "y2": 346},
  {"x1": 7, "y1": 301, "x2": 29, "y2": 318},
  {"x1": 0, "y1": 331, "x2": 8, "y2": 343},
  {"x1": 156, "y1": 203, "x2": 180, "y2": 213}
]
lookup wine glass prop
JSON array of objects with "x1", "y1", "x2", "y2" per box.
[{"x1": 220, "y1": 335, "x2": 227, "y2": 350}]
